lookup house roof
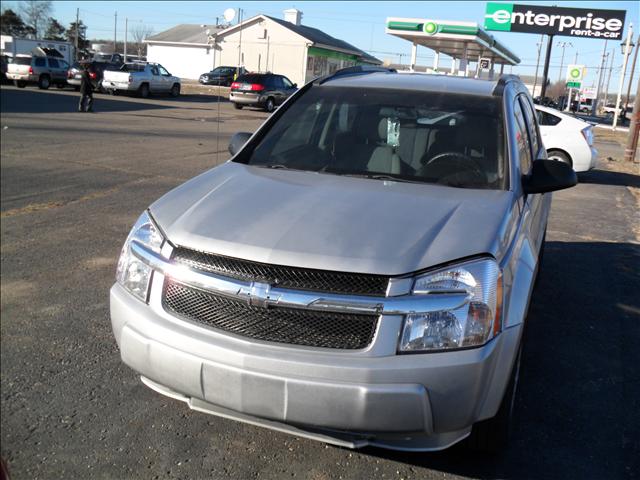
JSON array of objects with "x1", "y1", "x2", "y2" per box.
[
  {"x1": 263, "y1": 16, "x2": 381, "y2": 64},
  {"x1": 147, "y1": 17, "x2": 381, "y2": 64},
  {"x1": 146, "y1": 24, "x2": 226, "y2": 45}
]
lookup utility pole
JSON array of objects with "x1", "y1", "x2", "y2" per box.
[
  {"x1": 114, "y1": 11, "x2": 117, "y2": 53},
  {"x1": 604, "y1": 50, "x2": 615, "y2": 106},
  {"x1": 623, "y1": 34, "x2": 640, "y2": 110},
  {"x1": 557, "y1": 41, "x2": 572, "y2": 83},
  {"x1": 623, "y1": 79, "x2": 640, "y2": 163},
  {"x1": 237, "y1": 8, "x2": 243, "y2": 68},
  {"x1": 613, "y1": 23, "x2": 634, "y2": 130},
  {"x1": 540, "y1": 34, "x2": 554, "y2": 99},
  {"x1": 74, "y1": 8, "x2": 79, "y2": 61},
  {"x1": 124, "y1": 18, "x2": 128, "y2": 61},
  {"x1": 532, "y1": 35, "x2": 544, "y2": 97},
  {"x1": 592, "y1": 39, "x2": 608, "y2": 116}
]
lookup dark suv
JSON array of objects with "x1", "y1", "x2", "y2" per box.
[
  {"x1": 229, "y1": 73, "x2": 297, "y2": 112},
  {"x1": 199, "y1": 66, "x2": 245, "y2": 86}
]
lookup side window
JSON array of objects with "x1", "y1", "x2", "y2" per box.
[
  {"x1": 518, "y1": 96, "x2": 541, "y2": 157},
  {"x1": 282, "y1": 76, "x2": 293, "y2": 89},
  {"x1": 151, "y1": 66, "x2": 159, "y2": 76},
  {"x1": 158, "y1": 66, "x2": 169, "y2": 76},
  {"x1": 35, "y1": 57, "x2": 46, "y2": 67},
  {"x1": 272, "y1": 76, "x2": 284, "y2": 89},
  {"x1": 48, "y1": 58, "x2": 59, "y2": 68},
  {"x1": 537, "y1": 110, "x2": 562, "y2": 126},
  {"x1": 59, "y1": 60, "x2": 69, "y2": 69},
  {"x1": 513, "y1": 99, "x2": 533, "y2": 175}
]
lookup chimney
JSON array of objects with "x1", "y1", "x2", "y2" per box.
[{"x1": 283, "y1": 8, "x2": 302, "y2": 26}]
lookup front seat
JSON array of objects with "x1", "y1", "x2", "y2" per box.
[{"x1": 367, "y1": 118, "x2": 402, "y2": 174}]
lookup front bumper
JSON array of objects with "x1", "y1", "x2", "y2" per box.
[{"x1": 111, "y1": 271, "x2": 522, "y2": 450}]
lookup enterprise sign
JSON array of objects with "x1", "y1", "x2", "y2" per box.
[{"x1": 485, "y1": 3, "x2": 626, "y2": 39}]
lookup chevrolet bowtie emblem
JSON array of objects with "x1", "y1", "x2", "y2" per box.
[{"x1": 246, "y1": 281, "x2": 272, "y2": 308}]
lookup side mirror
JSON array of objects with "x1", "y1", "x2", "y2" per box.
[
  {"x1": 523, "y1": 159, "x2": 577, "y2": 194},
  {"x1": 292, "y1": 83, "x2": 297, "y2": 88},
  {"x1": 228, "y1": 132, "x2": 252, "y2": 156}
]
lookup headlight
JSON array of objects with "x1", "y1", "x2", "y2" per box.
[
  {"x1": 116, "y1": 211, "x2": 164, "y2": 302},
  {"x1": 398, "y1": 258, "x2": 502, "y2": 353}
]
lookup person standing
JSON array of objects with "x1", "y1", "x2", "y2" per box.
[{"x1": 78, "y1": 63, "x2": 94, "y2": 112}]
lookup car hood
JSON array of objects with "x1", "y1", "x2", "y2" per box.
[{"x1": 151, "y1": 162, "x2": 518, "y2": 276}]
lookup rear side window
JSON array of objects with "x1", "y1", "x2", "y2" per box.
[
  {"x1": 34, "y1": 57, "x2": 46, "y2": 67},
  {"x1": 513, "y1": 100, "x2": 533, "y2": 175},
  {"x1": 237, "y1": 74, "x2": 266, "y2": 84},
  {"x1": 537, "y1": 110, "x2": 562, "y2": 126}
]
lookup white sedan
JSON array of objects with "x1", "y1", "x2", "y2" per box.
[{"x1": 535, "y1": 105, "x2": 598, "y2": 172}]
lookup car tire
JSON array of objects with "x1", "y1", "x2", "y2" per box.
[
  {"x1": 139, "y1": 83, "x2": 150, "y2": 98},
  {"x1": 38, "y1": 75, "x2": 51, "y2": 90},
  {"x1": 547, "y1": 150, "x2": 572, "y2": 166},
  {"x1": 233, "y1": 103, "x2": 243, "y2": 110},
  {"x1": 466, "y1": 343, "x2": 522, "y2": 453},
  {"x1": 15, "y1": 80, "x2": 27, "y2": 88},
  {"x1": 170, "y1": 83, "x2": 180, "y2": 97},
  {"x1": 265, "y1": 97, "x2": 275, "y2": 113}
]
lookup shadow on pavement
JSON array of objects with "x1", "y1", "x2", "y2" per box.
[
  {"x1": 578, "y1": 168, "x2": 640, "y2": 188},
  {"x1": 1, "y1": 87, "x2": 172, "y2": 114},
  {"x1": 361, "y1": 241, "x2": 640, "y2": 480}
]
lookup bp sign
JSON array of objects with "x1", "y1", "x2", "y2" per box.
[
  {"x1": 565, "y1": 65, "x2": 585, "y2": 88},
  {"x1": 484, "y1": 3, "x2": 626, "y2": 39}
]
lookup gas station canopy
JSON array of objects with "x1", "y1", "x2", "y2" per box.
[{"x1": 386, "y1": 18, "x2": 520, "y2": 66}]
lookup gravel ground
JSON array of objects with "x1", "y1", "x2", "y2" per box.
[{"x1": 1, "y1": 85, "x2": 639, "y2": 480}]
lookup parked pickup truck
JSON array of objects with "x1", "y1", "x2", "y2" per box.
[{"x1": 102, "y1": 62, "x2": 180, "y2": 98}]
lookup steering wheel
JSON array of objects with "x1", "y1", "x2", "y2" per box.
[{"x1": 419, "y1": 152, "x2": 487, "y2": 186}]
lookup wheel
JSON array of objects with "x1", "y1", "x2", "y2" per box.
[
  {"x1": 109, "y1": 89, "x2": 117, "y2": 96},
  {"x1": 547, "y1": 150, "x2": 572, "y2": 166},
  {"x1": 38, "y1": 75, "x2": 50, "y2": 89},
  {"x1": 265, "y1": 97, "x2": 275, "y2": 113},
  {"x1": 233, "y1": 103, "x2": 243, "y2": 110},
  {"x1": 170, "y1": 83, "x2": 180, "y2": 97},
  {"x1": 139, "y1": 83, "x2": 150, "y2": 98},
  {"x1": 15, "y1": 80, "x2": 26, "y2": 88},
  {"x1": 466, "y1": 343, "x2": 522, "y2": 453}
]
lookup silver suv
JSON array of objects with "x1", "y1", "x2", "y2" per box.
[
  {"x1": 111, "y1": 68, "x2": 576, "y2": 452},
  {"x1": 7, "y1": 54, "x2": 69, "y2": 89}
]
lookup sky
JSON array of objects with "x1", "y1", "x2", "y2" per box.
[{"x1": 4, "y1": 1, "x2": 639, "y2": 93}]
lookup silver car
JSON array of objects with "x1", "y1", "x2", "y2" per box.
[{"x1": 111, "y1": 68, "x2": 576, "y2": 452}]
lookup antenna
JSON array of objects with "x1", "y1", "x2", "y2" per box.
[{"x1": 223, "y1": 8, "x2": 236, "y2": 23}]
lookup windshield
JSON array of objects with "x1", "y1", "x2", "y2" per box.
[{"x1": 243, "y1": 86, "x2": 506, "y2": 189}]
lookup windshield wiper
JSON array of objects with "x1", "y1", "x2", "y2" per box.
[
  {"x1": 256, "y1": 164, "x2": 293, "y2": 170},
  {"x1": 339, "y1": 172, "x2": 423, "y2": 184}
]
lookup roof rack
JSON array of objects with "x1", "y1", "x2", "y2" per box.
[
  {"x1": 316, "y1": 65, "x2": 397, "y2": 85},
  {"x1": 492, "y1": 74, "x2": 521, "y2": 96}
]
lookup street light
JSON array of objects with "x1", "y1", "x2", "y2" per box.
[{"x1": 621, "y1": 39, "x2": 635, "y2": 55}]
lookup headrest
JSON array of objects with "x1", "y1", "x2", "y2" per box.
[{"x1": 378, "y1": 118, "x2": 388, "y2": 140}]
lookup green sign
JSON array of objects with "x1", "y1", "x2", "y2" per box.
[
  {"x1": 566, "y1": 81, "x2": 581, "y2": 88},
  {"x1": 485, "y1": 2, "x2": 514, "y2": 31},
  {"x1": 484, "y1": 3, "x2": 626, "y2": 39}
]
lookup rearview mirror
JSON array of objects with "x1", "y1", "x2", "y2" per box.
[
  {"x1": 523, "y1": 159, "x2": 577, "y2": 194},
  {"x1": 228, "y1": 132, "x2": 252, "y2": 156}
]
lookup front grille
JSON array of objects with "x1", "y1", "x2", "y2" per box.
[
  {"x1": 163, "y1": 281, "x2": 379, "y2": 350},
  {"x1": 171, "y1": 247, "x2": 389, "y2": 296}
]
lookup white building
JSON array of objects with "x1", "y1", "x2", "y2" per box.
[
  {"x1": 145, "y1": 9, "x2": 380, "y2": 85},
  {"x1": 1, "y1": 35, "x2": 75, "y2": 64}
]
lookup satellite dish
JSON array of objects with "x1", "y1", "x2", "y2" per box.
[{"x1": 223, "y1": 8, "x2": 236, "y2": 22}]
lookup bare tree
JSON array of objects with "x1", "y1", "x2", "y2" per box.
[
  {"x1": 131, "y1": 24, "x2": 154, "y2": 58},
  {"x1": 20, "y1": 0, "x2": 52, "y2": 38}
]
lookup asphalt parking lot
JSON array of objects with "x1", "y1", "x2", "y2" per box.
[{"x1": 1, "y1": 85, "x2": 639, "y2": 480}]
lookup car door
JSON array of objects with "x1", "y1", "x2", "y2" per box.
[
  {"x1": 149, "y1": 65, "x2": 162, "y2": 92},
  {"x1": 281, "y1": 76, "x2": 297, "y2": 101},
  {"x1": 157, "y1": 64, "x2": 172, "y2": 92},
  {"x1": 271, "y1": 76, "x2": 286, "y2": 104}
]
